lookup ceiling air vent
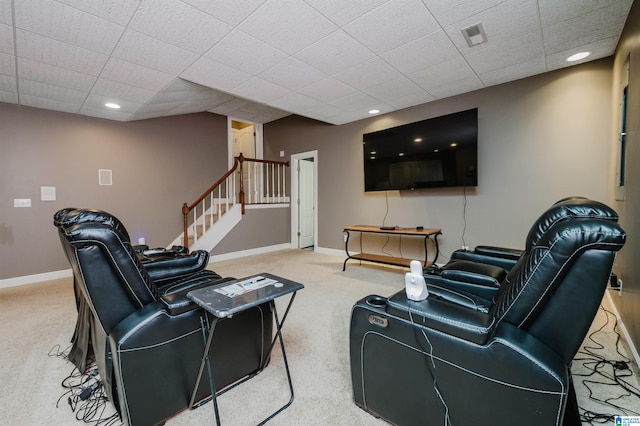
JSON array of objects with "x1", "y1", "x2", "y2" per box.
[{"x1": 462, "y1": 23, "x2": 488, "y2": 47}]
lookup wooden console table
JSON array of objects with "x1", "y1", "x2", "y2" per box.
[{"x1": 343, "y1": 225, "x2": 442, "y2": 271}]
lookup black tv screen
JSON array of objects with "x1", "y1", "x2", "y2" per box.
[{"x1": 363, "y1": 108, "x2": 478, "y2": 192}]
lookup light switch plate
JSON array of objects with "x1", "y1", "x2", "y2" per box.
[{"x1": 14, "y1": 198, "x2": 31, "y2": 208}]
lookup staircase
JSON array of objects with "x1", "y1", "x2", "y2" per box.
[{"x1": 169, "y1": 154, "x2": 290, "y2": 252}]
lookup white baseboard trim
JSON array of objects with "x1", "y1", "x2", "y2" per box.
[
  {"x1": 313, "y1": 246, "x2": 344, "y2": 258},
  {"x1": 0, "y1": 269, "x2": 72, "y2": 289},
  {"x1": 209, "y1": 243, "x2": 293, "y2": 263},
  {"x1": 604, "y1": 290, "x2": 640, "y2": 369}
]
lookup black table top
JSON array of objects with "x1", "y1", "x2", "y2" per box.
[{"x1": 187, "y1": 272, "x2": 304, "y2": 318}]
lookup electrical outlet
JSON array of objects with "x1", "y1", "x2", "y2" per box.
[
  {"x1": 462, "y1": 245, "x2": 469, "y2": 251},
  {"x1": 343, "y1": 232, "x2": 348, "y2": 243},
  {"x1": 14, "y1": 198, "x2": 31, "y2": 208},
  {"x1": 619, "y1": 279, "x2": 623, "y2": 296}
]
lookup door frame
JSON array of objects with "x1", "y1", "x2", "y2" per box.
[
  {"x1": 228, "y1": 117, "x2": 263, "y2": 168},
  {"x1": 290, "y1": 150, "x2": 318, "y2": 249}
]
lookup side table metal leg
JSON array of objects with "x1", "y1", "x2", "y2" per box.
[
  {"x1": 190, "y1": 315, "x2": 221, "y2": 426},
  {"x1": 258, "y1": 293, "x2": 298, "y2": 425}
]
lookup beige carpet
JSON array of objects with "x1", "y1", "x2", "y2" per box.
[{"x1": 0, "y1": 249, "x2": 638, "y2": 425}]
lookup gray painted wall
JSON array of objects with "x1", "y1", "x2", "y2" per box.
[
  {"x1": 609, "y1": 1, "x2": 640, "y2": 356},
  {"x1": 0, "y1": 106, "x2": 231, "y2": 279},
  {"x1": 265, "y1": 58, "x2": 614, "y2": 263}
]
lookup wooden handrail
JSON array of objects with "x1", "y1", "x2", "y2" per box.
[{"x1": 182, "y1": 154, "x2": 290, "y2": 247}]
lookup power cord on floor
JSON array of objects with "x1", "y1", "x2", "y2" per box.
[
  {"x1": 51, "y1": 345, "x2": 123, "y2": 425},
  {"x1": 573, "y1": 305, "x2": 640, "y2": 424}
]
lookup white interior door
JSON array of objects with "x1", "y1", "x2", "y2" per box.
[{"x1": 299, "y1": 158, "x2": 315, "y2": 248}]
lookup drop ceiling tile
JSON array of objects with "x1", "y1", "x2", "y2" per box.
[
  {"x1": 100, "y1": 58, "x2": 175, "y2": 91},
  {"x1": 381, "y1": 30, "x2": 459, "y2": 75},
  {"x1": 423, "y1": 0, "x2": 506, "y2": 27},
  {"x1": 329, "y1": 90, "x2": 380, "y2": 112},
  {"x1": 444, "y1": 0, "x2": 539, "y2": 53},
  {"x1": 344, "y1": 0, "x2": 439, "y2": 55},
  {"x1": 82, "y1": 93, "x2": 143, "y2": 114},
  {"x1": 366, "y1": 76, "x2": 428, "y2": 102},
  {"x1": 79, "y1": 104, "x2": 133, "y2": 121},
  {"x1": 112, "y1": 30, "x2": 198, "y2": 75},
  {"x1": 18, "y1": 58, "x2": 96, "y2": 91},
  {"x1": 0, "y1": 52, "x2": 15, "y2": 76},
  {"x1": 238, "y1": 0, "x2": 337, "y2": 55},
  {"x1": 542, "y1": 3, "x2": 631, "y2": 55},
  {"x1": 129, "y1": 0, "x2": 232, "y2": 55},
  {"x1": 538, "y1": 0, "x2": 633, "y2": 27},
  {"x1": 0, "y1": 0, "x2": 12, "y2": 25},
  {"x1": 409, "y1": 56, "x2": 479, "y2": 92},
  {"x1": 299, "y1": 102, "x2": 345, "y2": 120},
  {"x1": 0, "y1": 22, "x2": 13, "y2": 55},
  {"x1": 303, "y1": 0, "x2": 390, "y2": 26},
  {"x1": 128, "y1": 111, "x2": 169, "y2": 121},
  {"x1": 55, "y1": 0, "x2": 141, "y2": 26},
  {"x1": 294, "y1": 29, "x2": 376, "y2": 75},
  {"x1": 545, "y1": 37, "x2": 619, "y2": 72},
  {"x1": 91, "y1": 78, "x2": 157, "y2": 103},
  {"x1": 0, "y1": 89, "x2": 18, "y2": 103},
  {"x1": 328, "y1": 111, "x2": 367, "y2": 125},
  {"x1": 386, "y1": 91, "x2": 436, "y2": 110},
  {"x1": 270, "y1": 91, "x2": 322, "y2": 112},
  {"x1": 259, "y1": 57, "x2": 327, "y2": 91},
  {"x1": 428, "y1": 75, "x2": 483, "y2": 99},
  {"x1": 16, "y1": 30, "x2": 109, "y2": 76},
  {"x1": 232, "y1": 77, "x2": 290, "y2": 104},
  {"x1": 336, "y1": 57, "x2": 403, "y2": 90},
  {"x1": 20, "y1": 79, "x2": 87, "y2": 103},
  {"x1": 136, "y1": 100, "x2": 183, "y2": 114},
  {"x1": 297, "y1": 76, "x2": 359, "y2": 102},
  {"x1": 182, "y1": 0, "x2": 266, "y2": 26},
  {"x1": 464, "y1": 30, "x2": 543, "y2": 75},
  {"x1": 0, "y1": 73, "x2": 16, "y2": 92},
  {"x1": 181, "y1": 56, "x2": 252, "y2": 92},
  {"x1": 20, "y1": 94, "x2": 80, "y2": 113},
  {"x1": 204, "y1": 29, "x2": 288, "y2": 76},
  {"x1": 15, "y1": 0, "x2": 124, "y2": 55},
  {"x1": 478, "y1": 57, "x2": 545, "y2": 87}
]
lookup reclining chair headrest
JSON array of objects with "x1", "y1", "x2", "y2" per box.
[
  {"x1": 494, "y1": 217, "x2": 626, "y2": 329},
  {"x1": 53, "y1": 207, "x2": 79, "y2": 228},
  {"x1": 525, "y1": 198, "x2": 618, "y2": 250},
  {"x1": 58, "y1": 208, "x2": 131, "y2": 242}
]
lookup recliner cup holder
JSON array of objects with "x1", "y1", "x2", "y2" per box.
[{"x1": 365, "y1": 295, "x2": 387, "y2": 308}]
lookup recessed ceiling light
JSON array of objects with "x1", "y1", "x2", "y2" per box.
[
  {"x1": 105, "y1": 102, "x2": 121, "y2": 109},
  {"x1": 450, "y1": 142, "x2": 458, "y2": 147},
  {"x1": 368, "y1": 109, "x2": 380, "y2": 114},
  {"x1": 398, "y1": 153, "x2": 404, "y2": 156},
  {"x1": 414, "y1": 138, "x2": 422, "y2": 142},
  {"x1": 566, "y1": 52, "x2": 591, "y2": 62}
]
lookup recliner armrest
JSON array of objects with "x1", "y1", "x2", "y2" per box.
[
  {"x1": 474, "y1": 245, "x2": 523, "y2": 259},
  {"x1": 142, "y1": 250, "x2": 210, "y2": 284},
  {"x1": 440, "y1": 260, "x2": 506, "y2": 287},
  {"x1": 159, "y1": 272, "x2": 235, "y2": 316},
  {"x1": 384, "y1": 291, "x2": 494, "y2": 345}
]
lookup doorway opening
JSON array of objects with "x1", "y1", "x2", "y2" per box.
[
  {"x1": 228, "y1": 118, "x2": 263, "y2": 168},
  {"x1": 291, "y1": 151, "x2": 318, "y2": 250}
]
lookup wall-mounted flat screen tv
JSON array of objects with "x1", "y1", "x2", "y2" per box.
[{"x1": 363, "y1": 108, "x2": 478, "y2": 192}]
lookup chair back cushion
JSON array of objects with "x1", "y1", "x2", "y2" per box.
[
  {"x1": 491, "y1": 218, "x2": 625, "y2": 363},
  {"x1": 60, "y1": 208, "x2": 132, "y2": 242},
  {"x1": 524, "y1": 198, "x2": 618, "y2": 249},
  {"x1": 63, "y1": 222, "x2": 157, "y2": 334}
]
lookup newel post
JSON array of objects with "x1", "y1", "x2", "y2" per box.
[
  {"x1": 182, "y1": 202, "x2": 189, "y2": 248},
  {"x1": 237, "y1": 153, "x2": 246, "y2": 214}
]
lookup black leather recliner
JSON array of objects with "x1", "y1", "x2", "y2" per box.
[
  {"x1": 350, "y1": 202, "x2": 626, "y2": 426},
  {"x1": 54, "y1": 208, "x2": 212, "y2": 373},
  {"x1": 446, "y1": 196, "x2": 589, "y2": 271},
  {"x1": 425, "y1": 197, "x2": 619, "y2": 306},
  {"x1": 57, "y1": 209, "x2": 273, "y2": 426}
]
